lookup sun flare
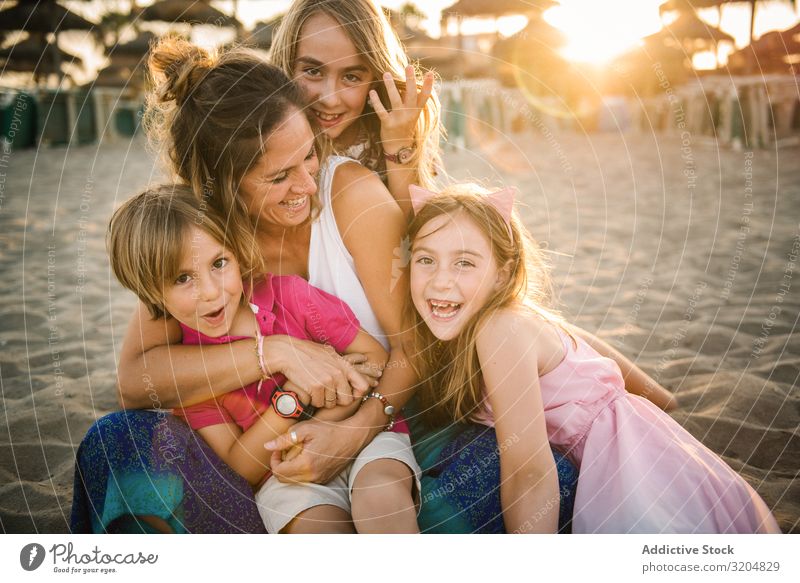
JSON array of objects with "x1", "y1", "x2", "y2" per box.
[{"x1": 544, "y1": 0, "x2": 665, "y2": 65}]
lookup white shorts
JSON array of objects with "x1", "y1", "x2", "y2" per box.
[{"x1": 254, "y1": 431, "x2": 421, "y2": 533}]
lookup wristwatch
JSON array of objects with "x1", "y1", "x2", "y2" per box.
[
  {"x1": 383, "y1": 144, "x2": 416, "y2": 165},
  {"x1": 362, "y1": 392, "x2": 396, "y2": 431},
  {"x1": 271, "y1": 389, "x2": 316, "y2": 421}
]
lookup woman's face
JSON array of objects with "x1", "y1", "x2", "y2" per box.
[
  {"x1": 293, "y1": 11, "x2": 375, "y2": 146},
  {"x1": 239, "y1": 109, "x2": 319, "y2": 230}
]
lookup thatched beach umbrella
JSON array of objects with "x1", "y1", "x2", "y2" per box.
[
  {"x1": 441, "y1": 0, "x2": 557, "y2": 19},
  {"x1": 659, "y1": 0, "x2": 798, "y2": 45},
  {"x1": 727, "y1": 25, "x2": 800, "y2": 73},
  {"x1": 0, "y1": 0, "x2": 95, "y2": 84},
  {"x1": 138, "y1": 0, "x2": 240, "y2": 28},
  {"x1": 441, "y1": 0, "x2": 557, "y2": 40},
  {"x1": 646, "y1": 10, "x2": 734, "y2": 66},
  {"x1": 0, "y1": 0, "x2": 95, "y2": 34},
  {"x1": 0, "y1": 35, "x2": 83, "y2": 81}
]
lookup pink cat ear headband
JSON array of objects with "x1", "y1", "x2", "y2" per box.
[{"x1": 409, "y1": 184, "x2": 516, "y2": 237}]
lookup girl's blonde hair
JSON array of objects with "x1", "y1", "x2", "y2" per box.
[
  {"x1": 144, "y1": 35, "x2": 319, "y2": 248},
  {"x1": 271, "y1": 0, "x2": 443, "y2": 188},
  {"x1": 108, "y1": 184, "x2": 265, "y2": 320},
  {"x1": 404, "y1": 184, "x2": 557, "y2": 428}
]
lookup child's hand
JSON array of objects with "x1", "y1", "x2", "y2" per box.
[{"x1": 370, "y1": 66, "x2": 434, "y2": 149}]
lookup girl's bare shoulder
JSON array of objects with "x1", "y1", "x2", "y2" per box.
[{"x1": 476, "y1": 305, "x2": 565, "y2": 370}]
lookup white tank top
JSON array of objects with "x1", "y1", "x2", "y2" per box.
[{"x1": 308, "y1": 156, "x2": 389, "y2": 350}]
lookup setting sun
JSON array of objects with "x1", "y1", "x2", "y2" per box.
[{"x1": 543, "y1": 0, "x2": 664, "y2": 64}]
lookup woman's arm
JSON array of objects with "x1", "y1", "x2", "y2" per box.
[
  {"x1": 116, "y1": 302, "x2": 371, "y2": 410},
  {"x1": 478, "y1": 311, "x2": 560, "y2": 534},
  {"x1": 369, "y1": 67, "x2": 434, "y2": 218},
  {"x1": 565, "y1": 323, "x2": 678, "y2": 411},
  {"x1": 266, "y1": 164, "x2": 419, "y2": 484}
]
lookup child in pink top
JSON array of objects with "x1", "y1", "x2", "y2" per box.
[{"x1": 107, "y1": 185, "x2": 420, "y2": 533}]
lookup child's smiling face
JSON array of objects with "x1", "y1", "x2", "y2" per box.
[
  {"x1": 162, "y1": 226, "x2": 244, "y2": 338},
  {"x1": 293, "y1": 11, "x2": 375, "y2": 146},
  {"x1": 410, "y1": 212, "x2": 505, "y2": 341}
]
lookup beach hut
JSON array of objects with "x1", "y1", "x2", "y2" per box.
[
  {"x1": 491, "y1": 12, "x2": 566, "y2": 89},
  {"x1": 0, "y1": 0, "x2": 95, "y2": 83},
  {"x1": 660, "y1": 0, "x2": 798, "y2": 46},
  {"x1": 137, "y1": 0, "x2": 240, "y2": 29},
  {"x1": 0, "y1": 0, "x2": 95, "y2": 35},
  {"x1": 727, "y1": 25, "x2": 800, "y2": 73},
  {"x1": 646, "y1": 9, "x2": 735, "y2": 68}
]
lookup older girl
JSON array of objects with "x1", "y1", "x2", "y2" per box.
[{"x1": 271, "y1": 0, "x2": 441, "y2": 217}]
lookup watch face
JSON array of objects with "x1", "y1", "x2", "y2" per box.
[
  {"x1": 397, "y1": 147, "x2": 414, "y2": 164},
  {"x1": 275, "y1": 393, "x2": 298, "y2": 416}
]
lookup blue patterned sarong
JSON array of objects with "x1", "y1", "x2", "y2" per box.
[{"x1": 71, "y1": 410, "x2": 577, "y2": 533}]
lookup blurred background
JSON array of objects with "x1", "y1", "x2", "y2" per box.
[{"x1": 1, "y1": 0, "x2": 799, "y2": 148}]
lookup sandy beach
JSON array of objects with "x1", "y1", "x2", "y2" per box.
[{"x1": 1, "y1": 122, "x2": 797, "y2": 533}]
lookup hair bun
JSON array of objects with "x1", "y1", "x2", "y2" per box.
[{"x1": 148, "y1": 36, "x2": 214, "y2": 106}]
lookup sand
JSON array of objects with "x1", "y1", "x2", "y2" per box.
[{"x1": 1, "y1": 123, "x2": 797, "y2": 533}]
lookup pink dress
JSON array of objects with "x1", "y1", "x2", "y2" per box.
[{"x1": 475, "y1": 326, "x2": 780, "y2": 533}]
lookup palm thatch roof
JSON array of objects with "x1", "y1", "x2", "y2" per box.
[{"x1": 0, "y1": 0, "x2": 95, "y2": 33}]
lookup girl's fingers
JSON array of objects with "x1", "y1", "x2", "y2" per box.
[
  {"x1": 369, "y1": 90, "x2": 389, "y2": 120},
  {"x1": 404, "y1": 65, "x2": 417, "y2": 107},
  {"x1": 382, "y1": 72, "x2": 403, "y2": 109},
  {"x1": 417, "y1": 71, "x2": 434, "y2": 108}
]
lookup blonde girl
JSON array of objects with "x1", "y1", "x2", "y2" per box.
[
  {"x1": 271, "y1": 0, "x2": 442, "y2": 217},
  {"x1": 405, "y1": 183, "x2": 780, "y2": 533}
]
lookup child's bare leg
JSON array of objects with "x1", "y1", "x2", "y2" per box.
[
  {"x1": 280, "y1": 505, "x2": 355, "y2": 534},
  {"x1": 351, "y1": 459, "x2": 419, "y2": 534}
]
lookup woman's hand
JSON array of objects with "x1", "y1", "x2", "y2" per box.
[
  {"x1": 264, "y1": 419, "x2": 367, "y2": 484},
  {"x1": 370, "y1": 66, "x2": 434, "y2": 148},
  {"x1": 265, "y1": 336, "x2": 372, "y2": 408}
]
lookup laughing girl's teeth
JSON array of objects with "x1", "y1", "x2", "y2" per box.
[
  {"x1": 314, "y1": 111, "x2": 341, "y2": 122},
  {"x1": 280, "y1": 196, "x2": 308, "y2": 209},
  {"x1": 429, "y1": 300, "x2": 461, "y2": 319}
]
